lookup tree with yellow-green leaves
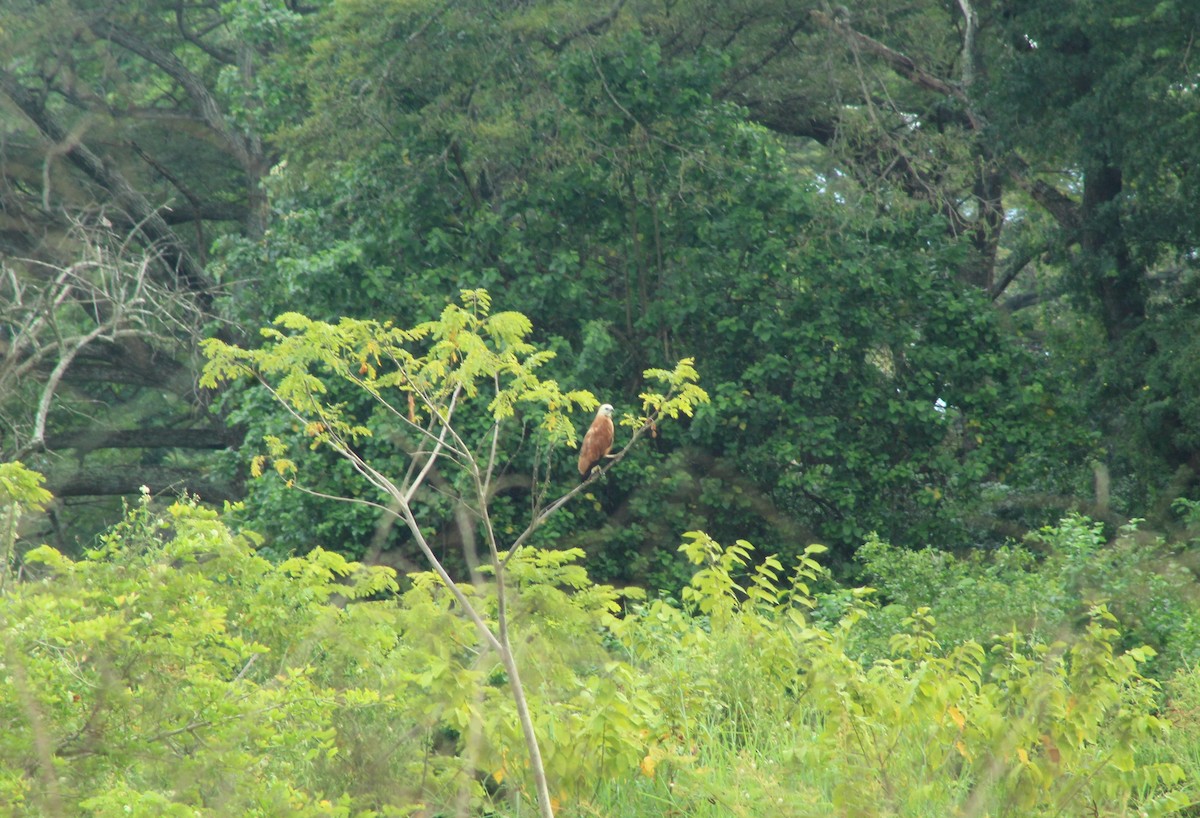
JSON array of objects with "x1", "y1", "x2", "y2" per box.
[{"x1": 200, "y1": 288, "x2": 708, "y2": 818}]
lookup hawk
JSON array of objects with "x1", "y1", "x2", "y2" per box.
[{"x1": 577, "y1": 403, "x2": 615, "y2": 479}]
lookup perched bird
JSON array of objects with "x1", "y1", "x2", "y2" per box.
[{"x1": 577, "y1": 403, "x2": 615, "y2": 479}]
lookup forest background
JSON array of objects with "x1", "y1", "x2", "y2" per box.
[{"x1": 4, "y1": 0, "x2": 1200, "y2": 815}]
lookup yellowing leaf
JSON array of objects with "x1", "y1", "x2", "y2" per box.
[
  {"x1": 640, "y1": 754, "x2": 657, "y2": 778},
  {"x1": 948, "y1": 705, "x2": 966, "y2": 730}
]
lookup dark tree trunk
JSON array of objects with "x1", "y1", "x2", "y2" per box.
[{"x1": 1082, "y1": 161, "x2": 1143, "y2": 341}]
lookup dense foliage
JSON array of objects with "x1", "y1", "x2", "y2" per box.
[
  {"x1": 2, "y1": 467, "x2": 1194, "y2": 817},
  {"x1": 216, "y1": 24, "x2": 1092, "y2": 578},
  {"x1": 5, "y1": 3, "x2": 1200, "y2": 814},
  {"x1": 6, "y1": 0, "x2": 1200, "y2": 576}
]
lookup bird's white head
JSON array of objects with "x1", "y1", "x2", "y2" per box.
[{"x1": 598, "y1": 403, "x2": 614, "y2": 416}]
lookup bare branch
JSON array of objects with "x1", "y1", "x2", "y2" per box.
[
  {"x1": 159, "y1": 201, "x2": 251, "y2": 225},
  {"x1": 0, "y1": 220, "x2": 207, "y2": 460},
  {"x1": 342, "y1": 369, "x2": 470, "y2": 465},
  {"x1": 482, "y1": 374, "x2": 504, "y2": 499},
  {"x1": 32, "y1": 323, "x2": 112, "y2": 447},
  {"x1": 504, "y1": 402, "x2": 672, "y2": 566},
  {"x1": 403, "y1": 384, "x2": 463, "y2": 505}
]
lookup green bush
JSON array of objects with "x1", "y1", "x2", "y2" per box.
[
  {"x1": 856, "y1": 514, "x2": 1200, "y2": 676},
  {"x1": 609, "y1": 533, "x2": 1188, "y2": 817},
  {"x1": 1, "y1": 472, "x2": 1190, "y2": 816}
]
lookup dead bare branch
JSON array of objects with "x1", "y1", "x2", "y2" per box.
[{"x1": 0, "y1": 217, "x2": 208, "y2": 460}]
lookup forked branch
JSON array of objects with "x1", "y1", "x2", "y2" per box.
[{"x1": 200, "y1": 294, "x2": 708, "y2": 818}]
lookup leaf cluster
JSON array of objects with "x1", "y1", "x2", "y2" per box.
[{"x1": 203, "y1": 290, "x2": 607, "y2": 473}]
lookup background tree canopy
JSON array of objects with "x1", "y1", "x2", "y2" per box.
[
  {"x1": 6, "y1": 5, "x2": 1200, "y2": 816},
  {"x1": 2, "y1": 0, "x2": 1199, "y2": 586}
]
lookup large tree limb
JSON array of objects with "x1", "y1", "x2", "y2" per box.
[
  {"x1": 543, "y1": 0, "x2": 628, "y2": 53},
  {"x1": 990, "y1": 240, "x2": 1045, "y2": 301},
  {"x1": 956, "y1": 0, "x2": 979, "y2": 89},
  {"x1": 174, "y1": 0, "x2": 238, "y2": 64},
  {"x1": 87, "y1": 19, "x2": 272, "y2": 237},
  {"x1": 46, "y1": 467, "x2": 240, "y2": 503},
  {"x1": 731, "y1": 99, "x2": 839, "y2": 144},
  {"x1": 3, "y1": 339, "x2": 186, "y2": 388},
  {"x1": 1008, "y1": 165, "x2": 1083, "y2": 235},
  {"x1": 811, "y1": 9, "x2": 983, "y2": 130},
  {"x1": 44, "y1": 427, "x2": 241, "y2": 454},
  {"x1": 725, "y1": 18, "x2": 809, "y2": 87},
  {"x1": 160, "y1": 201, "x2": 251, "y2": 225},
  {"x1": 0, "y1": 69, "x2": 213, "y2": 300},
  {"x1": 87, "y1": 20, "x2": 267, "y2": 179}
]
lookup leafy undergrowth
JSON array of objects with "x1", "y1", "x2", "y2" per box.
[{"x1": 0, "y1": 463, "x2": 1196, "y2": 817}]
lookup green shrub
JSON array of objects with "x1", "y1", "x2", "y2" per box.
[
  {"x1": 856, "y1": 515, "x2": 1200, "y2": 676},
  {"x1": 607, "y1": 533, "x2": 1187, "y2": 817},
  {"x1": 0, "y1": 474, "x2": 1189, "y2": 817}
]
